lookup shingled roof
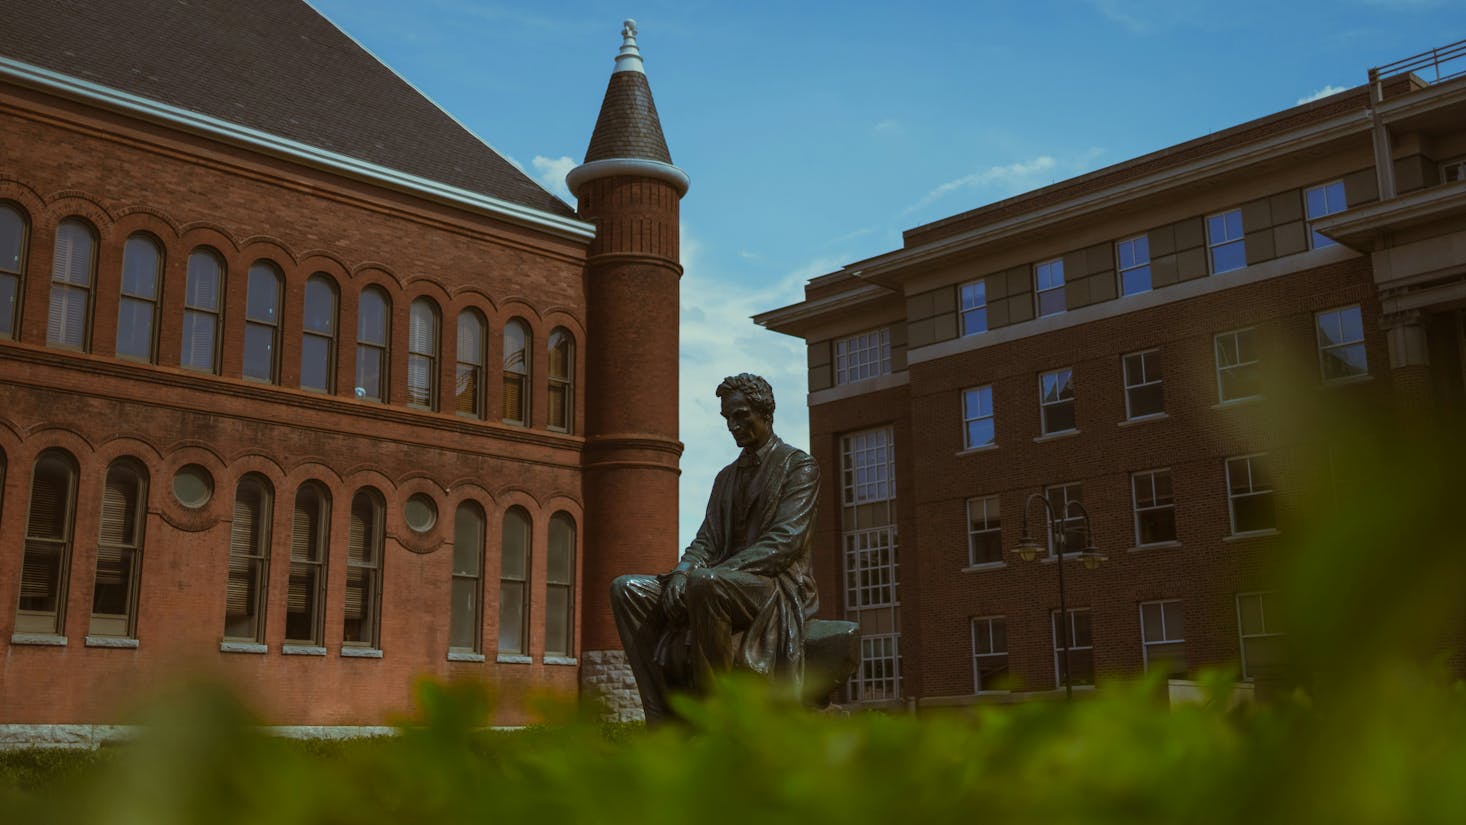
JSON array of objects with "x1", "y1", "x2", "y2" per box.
[
  {"x1": 583, "y1": 22, "x2": 673, "y2": 164},
  {"x1": 0, "y1": 0, "x2": 574, "y2": 218}
]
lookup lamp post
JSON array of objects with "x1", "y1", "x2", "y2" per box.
[{"x1": 1014, "y1": 492, "x2": 1105, "y2": 701}]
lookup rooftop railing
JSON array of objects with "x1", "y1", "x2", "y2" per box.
[{"x1": 1369, "y1": 36, "x2": 1466, "y2": 89}]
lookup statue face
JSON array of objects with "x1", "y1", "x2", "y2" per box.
[{"x1": 721, "y1": 391, "x2": 771, "y2": 452}]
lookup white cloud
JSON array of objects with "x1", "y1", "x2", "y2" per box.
[
  {"x1": 737, "y1": 249, "x2": 762, "y2": 261},
  {"x1": 903, "y1": 155, "x2": 1057, "y2": 215},
  {"x1": 531, "y1": 155, "x2": 575, "y2": 201},
  {"x1": 1297, "y1": 84, "x2": 1349, "y2": 104},
  {"x1": 874, "y1": 118, "x2": 903, "y2": 134}
]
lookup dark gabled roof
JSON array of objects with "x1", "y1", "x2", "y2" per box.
[
  {"x1": 0, "y1": 0, "x2": 574, "y2": 218},
  {"x1": 584, "y1": 70, "x2": 672, "y2": 164}
]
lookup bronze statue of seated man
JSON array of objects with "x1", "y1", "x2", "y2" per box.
[{"x1": 611, "y1": 373, "x2": 858, "y2": 723}]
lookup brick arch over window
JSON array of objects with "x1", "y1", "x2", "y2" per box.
[
  {"x1": 47, "y1": 218, "x2": 98, "y2": 351},
  {"x1": 16, "y1": 448, "x2": 81, "y2": 636},
  {"x1": 1, "y1": 201, "x2": 30, "y2": 339}
]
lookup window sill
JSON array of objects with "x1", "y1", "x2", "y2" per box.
[
  {"x1": 448, "y1": 651, "x2": 486, "y2": 663},
  {"x1": 497, "y1": 653, "x2": 532, "y2": 664},
  {"x1": 11, "y1": 633, "x2": 67, "y2": 647},
  {"x1": 341, "y1": 647, "x2": 383, "y2": 659},
  {"x1": 1211, "y1": 396, "x2": 1264, "y2": 410},
  {"x1": 220, "y1": 641, "x2": 267, "y2": 654},
  {"x1": 1118, "y1": 413, "x2": 1169, "y2": 427},
  {"x1": 955, "y1": 443, "x2": 998, "y2": 456},
  {"x1": 1223, "y1": 529, "x2": 1280, "y2": 543},
  {"x1": 1319, "y1": 374, "x2": 1373, "y2": 388},
  {"x1": 544, "y1": 655, "x2": 578, "y2": 666},
  {"x1": 85, "y1": 635, "x2": 139, "y2": 649},
  {"x1": 1033, "y1": 429, "x2": 1080, "y2": 444},
  {"x1": 1127, "y1": 540, "x2": 1182, "y2": 553},
  {"x1": 962, "y1": 561, "x2": 1007, "y2": 572},
  {"x1": 282, "y1": 644, "x2": 327, "y2": 656}
]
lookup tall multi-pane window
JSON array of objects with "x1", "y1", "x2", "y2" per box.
[
  {"x1": 971, "y1": 616, "x2": 1009, "y2": 691},
  {"x1": 455, "y1": 311, "x2": 486, "y2": 418},
  {"x1": 116, "y1": 235, "x2": 161, "y2": 362},
  {"x1": 1215, "y1": 328, "x2": 1261, "y2": 402},
  {"x1": 966, "y1": 495, "x2": 1002, "y2": 566},
  {"x1": 1117, "y1": 235, "x2": 1151, "y2": 296},
  {"x1": 1131, "y1": 469, "x2": 1177, "y2": 546},
  {"x1": 1237, "y1": 591, "x2": 1285, "y2": 680},
  {"x1": 546, "y1": 512, "x2": 576, "y2": 657},
  {"x1": 345, "y1": 490, "x2": 384, "y2": 648},
  {"x1": 16, "y1": 450, "x2": 79, "y2": 635},
  {"x1": 0, "y1": 203, "x2": 26, "y2": 338},
  {"x1": 834, "y1": 328, "x2": 891, "y2": 385},
  {"x1": 300, "y1": 275, "x2": 337, "y2": 393},
  {"x1": 1315, "y1": 305, "x2": 1367, "y2": 382},
  {"x1": 1140, "y1": 600, "x2": 1186, "y2": 677},
  {"x1": 182, "y1": 248, "x2": 224, "y2": 373},
  {"x1": 1039, "y1": 368, "x2": 1076, "y2": 434},
  {"x1": 961, "y1": 385, "x2": 995, "y2": 449},
  {"x1": 243, "y1": 262, "x2": 281, "y2": 383},
  {"x1": 1052, "y1": 608, "x2": 1095, "y2": 687},
  {"x1": 407, "y1": 298, "x2": 439, "y2": 410},
  {"x1": 450, "y1": 502, "x2": 485, "y2": 654},
  {"x1": 286, "y1": 484, "x2": 329, "y2": 645},
  {"x1": 1122, "y1": 349, "x2": 1164, "y2": 419},
  {"x1": 1207, "y1": 209, "x2": 1246, "y2": 273},
  {"x1": 548, "y1": 328, "x2": 574, "y2": 432},
  {"x1": 89, "y1": 460, "x2": 148, "y2": 638},
  {"x1": 503, "y1": 319, "x2": 530, "y2": 425},
  {"x1": 841, "y1": 426, "x2": 901, "y2": 701},
  {"x1": 1226, "y1": 454, "x2": 1275, "y2": 535},
  {"x1": 355, "y1": 287, "x2": 389, "y2": 402},
  {"x1": 959, "y1": 280, "x2": 987, "y2": 335},
  {"x1": 499, "y1": 506, "x2": 531, "y2": 655},
  {"x1": 48, "y1": 219, "x2": 96, "y2": 350},
  {"x1": 1035, "y1": 258, "x2": 1065, "y2": 317},
  {"x1": 1044, "y1": 482, "x2": 1085, "y2": 556},
  {"x1": 224, "y1": 475, "x2": 272, "y2": 643},
  {"x1": 1305, "y1": 181, "x2": 1347, "y2": 248}
]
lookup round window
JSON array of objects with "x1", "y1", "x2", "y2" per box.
[
  {"x1": 404, "y1": 494, "x2": 437, "y2": 532},
  {"x1": 172, "y1": 464, "x2": 214, "y2": 509}
]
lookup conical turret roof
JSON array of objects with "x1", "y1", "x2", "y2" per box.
[{"x1": 583, "y1": 20, "x2": 672, "y2": 164}]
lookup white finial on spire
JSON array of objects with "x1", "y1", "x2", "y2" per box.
[{"x1": 613, "y1": 18, "x2": 645, "y2": 74}]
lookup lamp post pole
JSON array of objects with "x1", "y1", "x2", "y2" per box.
[{"x1": 1015, "y1": 493, "x2": 1105, "y2": 702}]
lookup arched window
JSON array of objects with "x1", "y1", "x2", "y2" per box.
[
  {"x1": 355, "y1": 287, "x2": 389, "y2": 402},
  {"x1": 224, "y1": 475, "x2": 272, "y2": 643},
  {"x1": 345, "y1": 489, "x2": 384, "y2": 648},
  {"x1": 287, "y1": 483, "x2": 330, "y2": 646},
  {"x1": 546, "y1": 512, "x2": 576, "y2": 657},
  {"x1": 499, "y1": 506, "x2": 530, "y2": 655},
  {"x1": 548, "y1": 328, "x2": 574, "y2": 433},
  {"x1": 116, "y1": 235, "x2": 161, "y2": 362},
  {"x1": 455, "y1": 310, "x2": 485, "y2": 418},
  {"x1": 16, "y1": 450, "x2": 78, "y2": 635},
  {"x1": 47, "y1": 219, "x2": 96, "y2": 350},
  {"x1": 407, "y1": 298, "x2": 439, "y2": 410},
  {"x1": 90, "y1": 460, "x2": 148, "y2": 638},
  {"x1": 243, "y1": 261, "x2": 281, "y2": 383},
  {"x1": 503, "y1": 318, "x2": 530, "y2": 425},
  {"x1": 450, "y1": 501, "x2": 485, "y2": 655},
  {"x1": 301, "y1": 275, "x2": 337, "y2": 393},
  {"x1": 182, "y1": 248, "x2": 224, "y2": 373},
  {"x1": 1, "y1": 203, "x2": 28, "y2": 339}
]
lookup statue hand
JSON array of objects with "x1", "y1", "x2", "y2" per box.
[{"x1": 662, "y1": 571, "x2": 688, "y2": 622}]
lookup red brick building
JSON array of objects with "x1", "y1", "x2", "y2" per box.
[
  {"x1": 757, "y1": 43, "x2": 1466, "y2": 704},
  {"x1": 0, "y1": 1, "x2": 684, "y2": 732}
]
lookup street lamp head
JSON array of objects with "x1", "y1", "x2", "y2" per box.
[
  {"x1": 1015, "y1": 534, "x2": 1041, "y2": 562},
  {"x1": 1079, "y1": 549, "x2": 1107, "y2": 570}
]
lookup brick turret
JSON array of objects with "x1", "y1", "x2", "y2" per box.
[{"x1": 568, "y1": 20, "x2": 689, "y2": 719}]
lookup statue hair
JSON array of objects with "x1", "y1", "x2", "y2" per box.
[{"x1": 716, "y1": 373, "x2": 775, "y2": 420}]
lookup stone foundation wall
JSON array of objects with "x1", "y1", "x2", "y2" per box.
[{"x1": 580, "y1": 649, "x2": 643, "y2": 722}]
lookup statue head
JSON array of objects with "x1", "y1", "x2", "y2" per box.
[{"x1": 716, "y1": 373, "x2": 775, "y2": 452}]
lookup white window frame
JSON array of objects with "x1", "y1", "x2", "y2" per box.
[
  {"x1": 835, "y1": 327, "x2": 892, "y2": 385},
  {"x1": 1315, "y1": 305, "x2": 1368, "y2": 382},
  {"x1": 1051, "y1": 608, "x2": 1094, "y2": 688},
  {"x1": 971, "y1": 616, "x2": 1009, "y2": 692},
  {"x1": 1039, "y1": 367, "x2": 1076, "y2": 435},
  {"x1": 1139, "y1": 599, "x2": 1186, "y2": 676},
  {"x1": 959, "y1": 280, "x2": 987, "y2": 336},
  {"x1": 1034, "y1": 258, "x2": 1065, "y2": 317},
  {"x1": 1043, "y1": 482, "x2": 1084, "y2": 558},
  {"x1": 1122, "y1": 348, "x2": 1164, "y2": 420},
  {"x1": 1206, "y1": 208, "x2": 1246, "y2": 274},
  {"x1": 1304, "y1": 180, "x2": 1347, "y2": 249},
  {"x1": 1214, "y1": 327, "x2": 1261, "y2": 403},
  {"x1": 1226, "y1": 453, "x2": 1275, "y2": 535},
  {"x1": 1131, "y1": 469, "x2": 1176, "y2": 546},
  {"x1": 961, "y1": 385, "x2": 994, "y2": 449},
  {"x1": 852, "y1": 633, "x2": 902, "y2": 702},
  {"x1": 1116, "y1": 235, "x2": 1151, "y2": 296},
  {"x1": 966, "y1": 495, "x2": 1002, "y2": 566},
  {"x1": 1236, "y1": 591, "x2": 1284, "y2": 681}
]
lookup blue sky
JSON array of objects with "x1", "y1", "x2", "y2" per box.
[{"x1": 308, "y1": 0, "x2": 1462, "y2": 555}]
